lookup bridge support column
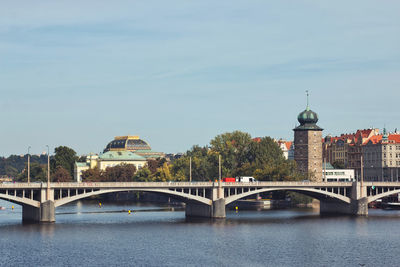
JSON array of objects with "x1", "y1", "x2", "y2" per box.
[
  {"x1": 320, "y1": 198, "x2": 368, "y2": 216},
  {"x1": 350, "y1": 197, "x2": 368, "y2": 216},
  {"x1": 22, "y1": 201, "x2": 55, "y2": 223},
  {"x1": 320, "y1": 182, "x2": 369, "y2": 216},
  {"x1": 212, "y1": 199, "x2": 226, "y2": 218},
  {"x1": 40, "y1": 200, "x2": 55, "y2": 223},
  {"x1": 185, "y1": 199, "x2": 226, "y2": 219}
]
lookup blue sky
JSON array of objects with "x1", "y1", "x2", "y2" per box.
[{"x1": 1, "y1": 1, "x2": 400, "y2": 156}]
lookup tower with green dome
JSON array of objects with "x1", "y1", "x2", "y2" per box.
[{"x1": 293, "y1": 92, "x2": 323, "y2": 181}]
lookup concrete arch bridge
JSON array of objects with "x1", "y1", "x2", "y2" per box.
[{"x1": 0, "y1": 181, "x2": 398, "y2": 223}]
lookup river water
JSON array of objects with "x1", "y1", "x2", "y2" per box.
[{"x1": 1, "y1": 199, "x2": 400, "y2": 267}]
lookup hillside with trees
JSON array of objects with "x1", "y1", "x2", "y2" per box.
[{"x1": 0, "y1": 155, "x2": 47, "y2": 178}]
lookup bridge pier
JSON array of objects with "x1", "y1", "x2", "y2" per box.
[
  {"x1": 320, "y1": 198, "x2": 368, "y2": 216},
  {"x1": 22, "y1": 201, "x2": 55, "y2": 223},
  {"x1": 212, "y1": 199, "x2": 226, "y2": 218},
  {"x1": 350, "y1": 197, "x2": 368, "y2": 216},
  {"x1": 185, "y1": 199, "x2": 226, "y2": 219}
]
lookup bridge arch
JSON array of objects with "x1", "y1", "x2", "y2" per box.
[
  {"x1": 224, "y1": 187, "x2": 351, "y2": 205},
  {"x1": 367, "y1": 189, "x2": 400, "y2": 203},
  {"x1": 0, "y1": 193, "x2": 40, "y2": 208},
  {"x1": 54, "y1": 188, "x2": 212, "y2": 207}
]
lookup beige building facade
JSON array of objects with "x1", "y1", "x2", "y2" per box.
[
  {"x1": 363, "y1": 131, "x2": 400, "y2": 181},
  {"x1": 74, "y1": 151, "x2": 147, "y2": 182}
]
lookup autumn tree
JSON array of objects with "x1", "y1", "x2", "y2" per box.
[
  {"x1": 147, "y1": 158, "x2": 167, "y2": 174},
  {"x1": 152, "y1": 162, "x2": 173, "y2": 182},
  {"x1": 81, "y1": 167, "x2": 102, "y2": 182},
  {"x1": 52, "y1": 166, "x2": 73, "y2": 182},
  {"x1": 102, "y1": 164, "x2": 136, "y2": 182}
]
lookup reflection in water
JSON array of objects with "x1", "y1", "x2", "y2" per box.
[
  {"x1": 1, "y1": 199, "x2": 400, "y2": 266},
  {"x1": 354, "y1": 216, "x2": 369, "y2": 236}
]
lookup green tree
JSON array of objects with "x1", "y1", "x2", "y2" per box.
[
  {"x1": 134, "y1": 167, "x2": 152, "y2": 182},
  {"x1": 169, "y1": 131, "x2": 298, "y2": 182},
  {"x1": 209, "y1": 131, "x2": 253, "y2": 176},
  {"x1": 170, "y1": 146, "x2": 217, "y2": 181},
  {"x1": 52, "y1": 146, "x2": 78, "y2": 178},
  {"x1": 17, "y1": 162, "x2": 47, "y2": 182},
  {"x1": 4, "y1": 165, "x2": 18, "y2": 177},
  {"x1": 152, "y1": 163, "x2": 173, "y2": 182}
]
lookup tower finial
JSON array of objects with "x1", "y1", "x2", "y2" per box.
[{"x1": 306, "y1": 90, "x2": 310, "y2": 110}]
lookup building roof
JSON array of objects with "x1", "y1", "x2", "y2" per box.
[
  {"x1": 389, "y1": 134, "x2": 400, "y2": 143},
  {"x1": 367, "y1": 135, "x2": 382, "y2": 145},
  {"x1": 365, "y1": 134, "x2": 400, "y2": 145},
  {"x1": 324, "y1": 129, "x2": 380, "y2": 145},
  {"x1": 323, "y1": 162, "x2": 334, "y2": 169},
  {"x1": 294, "y1": 102, "x2": 323, "y2": 131},
  {"x1": 253, "y1": 137, "x2": 262, "y2": 143},
  {"x1": 284, "y1": 141, "x2": 292, "y2": 150},
  {"x1": 99, "y1": 151, "x2": 146, "y2": 161},
  {"x1": 276, "y1": 139, "x2": 293, "y2": 150},
  {"x1": 134, "y1": 149, "x2": 164, "y2": 159},
  {"x1": 75, "y1": 162, "x2": 88, "y2": 167},
  {"x1": 104, "y1": 135, "x2": 152, "y2": 152}
]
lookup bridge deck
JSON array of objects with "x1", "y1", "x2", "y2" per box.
[{"x1": 0, "y1": 181, "x2": 360, "y2": 189}]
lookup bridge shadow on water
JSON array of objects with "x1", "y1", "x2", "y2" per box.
[{"x1": 184, "y1": 208, "x2": 400, "y2": 226}]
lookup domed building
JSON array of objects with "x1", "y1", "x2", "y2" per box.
[
  {"x1": 104, "y1": 136, "x2": 164, "y2": 159},
  {"x1": 74, "y1": 135, "x2": 165, "y2": 182},
  {"x1": 293, "y1": 94, "x2": 323, "y2": 181}
]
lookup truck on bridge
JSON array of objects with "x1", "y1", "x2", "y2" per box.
[{"x1": 222, "y1": 176, "x2": 257, "y2": 183}]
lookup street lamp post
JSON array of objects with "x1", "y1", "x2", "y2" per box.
[
  {"x1": 218, "y1": 155, "x2": 222, "y2": 196},
  {"x1": 360, "y1": 154, "x2": 364, "y2": 186},
  {"x1": 219, "y1": 155, "x2": 221, "y2": 181},
  {"x1": 189, "y1": 157, "x2": 192, "y2": 183},
  {"x1": 46, "y1": 145, "x2": 50, "y2": 200},
  {"x1": 27, "y1": 146, "x2": 31, "y2": 183}
]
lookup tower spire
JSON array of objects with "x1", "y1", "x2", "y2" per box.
[
  {"x1": 306, "y1": 90, "x2": 310, "y2": 110},
  {"x1": 383, "y1": 125, "x2": 388, "y2": 142}
]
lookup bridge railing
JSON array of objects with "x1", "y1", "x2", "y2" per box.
[{"x1": 4, "y1": 181, "x2": 400, "y2": 190}]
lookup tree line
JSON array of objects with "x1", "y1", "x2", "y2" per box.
[
  {"x1": 82, "y1": 131, "x2": 303, "y2": 182},
  {"x1": 0, "y1": 155, "x2": 47, "y2": 178},
  {"x1": 7, "y1": 131, "x2": 304, "y2": 183}
]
